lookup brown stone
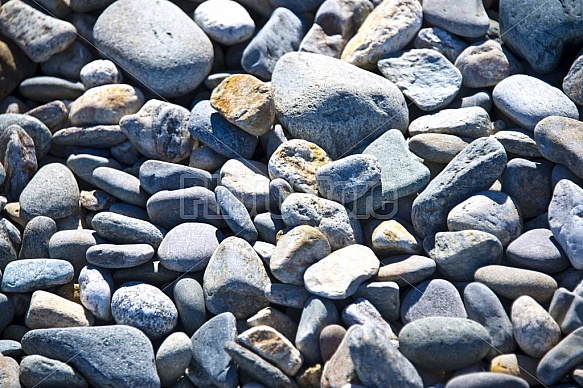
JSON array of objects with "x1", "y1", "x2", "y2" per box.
[
  {"x1": 247, "y1": 307, "x2": 298, "y2": 342},
  {"x1": 295, "y1": 364, "x2": 322, "y2": 388}
]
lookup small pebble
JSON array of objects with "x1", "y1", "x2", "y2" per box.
[
  {"x1": 156, "y1": 332, "x2": 192, "y2": 387},
  {"x1": 86, "y1": 243, "x2": 154, "y2": 269},
  {"x1": 80, "y1": 59, "x2": 123, "y2": 89},
  {"x1": 25, "y1": 290, "x2": 94, "y2": 329},
  {"x1": 78, "y1": 265, "x2": 114, "y2": 321}
]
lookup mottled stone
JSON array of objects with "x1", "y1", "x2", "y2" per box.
[
  {"x1": 401, "y1": 279, "x2": 467, "y2": 324},
  {"x1": 156, "y1": 332, "x2": 192, "y2": 387},
  {"x1": 0, "y1": 354, "x2": 19, "y2": 388},
  {"x1": 367, "y1": 218, "x2": 422, "y2": 256},
  {"x1": 490, "y1": 354, "x2": 540, "y2": 386},
  {"x1": 264, "y1": 284, "x2": 311, "y2": 310},
  {"x1": 0, "y1": 124, "x2": 37, "y2": 202},
  {"x1": 423, "y1": 0, "x2": 489, "y2": 38},
  {"x1": 86, "y1": 243, "x2": 154, "y2": 269},
  {"x1": 494, "y1": 129, "x2": 541, "y2": 158},
  {"x1": 19, "y1": 216, "x2": 56, "y2": 259},
  {"x1": 80, "y1": 59, "x2": 123, "y2": 89},
  {"x1": 1, "y1": 259, "x2": 73, "y2": 293},
  {"x1": 19, "y1": 354, "x2": 88, "y2": 388},
  {"x1": 321, "y1": 325, "x2": 357, "y2": 387},
  {"x1": 247, "y1": 307, "x2": 298, "y2": 343},
  {"x1": 173, "y1": 277, "x2": 206, "y2": 336},
  {"x1": 549, "y1": 287, "x2": 583, "y2": 335},
  {"x1": 535, "y1": 116, "x2": 583, "y2": 180},
  {"x1": 219, "y1": 158, "x2": 270, "y2": 214},
  {"x1": 455, "y1": 40, "x2": 511, "y2": 88},
  {"x1": 25, "y1": 290, "x2": 94, "y2": 329},
  {"x1": 408, "y1": 107, "x2": 492, "y2": 138},
  {"x1": 375, "y1": 255, "x2": 436, "y2": 286},
  {"x1": 91, "y1": 212, "x2": 164, "y2": 248},
  {"x1": 53, "y1": 125, "x2": 126, "y2": 149},
  {"x1": 78, "y1": 265, "x2": 113, "y2": 321}
]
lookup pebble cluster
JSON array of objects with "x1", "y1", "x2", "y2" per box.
[{"x1": 0, "y1": 0, "x2": 583, "y2": 387}]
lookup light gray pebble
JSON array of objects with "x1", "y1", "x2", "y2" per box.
[
  {"x1": 80, "y1": 59, "x2": 123, "y2": 89},
  {"x1": 156, "y1": 332, "x2": 192, "y2": 387},
  {"x1": 53, "y1": 125, "x2": 127, "y2": 149},
  {"x1": 48, "y1": 229, "x2": 104, "y2": 276},
  {"x1": 375, "y1": 255, "x2": 436, "y2": 287},
  {"x1": 25, "y1": 100, "x2": 68, "y2": 132},
  {"x1": 401, "y1": 279, "x2": 467, "y2": 324},
  {"x1": 92, "y1": 166, "x2": 149, "y2": 208},
  {"x1": 535, "y1": 116, "x2": 583, "y2": 180},
  {"x1": 512, "y1": 295, "x2": 561, "y2": 358},
  {"x1": 86, "y1": 243, "x2": 154, "y2": 269},
  {"x1": 189, "y1": 145, "x2": 228, "y2": 172},
  {"x1": 0, "y1": 113, "x2": 53, "y2": 161},
  {"x1": 296, "y1": 296, "x2": 339, "y2": 366},
  {"x1": 493, "y1": 129, "x2": 542, "y2": 158},
  {"x1": 422, "y1": 0, "x2": 489, "y2": 38},
  {"x1": 91, "y1": 212, "x2": 164, "y2": 249},
  {"x1": 408, "y1": 106, "x2": 492, "y2": 138},
  {"x1": 564, "y1": 53, "x2": 583, "y2": 106},
  {"x1": 408, "y1": 133, "x2": 470, "y2": 164},
  {"x1": 354, "y1": 282, "x2": 400, "y2": 322},
  {"x1": 173, "y1": 277, "x2": 206, "y2": 336},
  {"x1": 194, "y1": 0, "x2": 255, "y2": 46},
  {"x1": 1, "y1": 259, "x2": 73, "y2": 293},
  {"x1": 220, "y1": 158, "x2": 270, "y2": 214},
  {"x1": 342, "y1": 299, "x2": 398, "y2": 346},
  {"x1": 20, "y1": 76, "x2": 85, "y2": 103},
  {"x1": 413, "y1": 27, "x2": 468, "y2": 62},
  {"x1": 66, "y1": 153, "x2": 122, "y2": 186},
  {"x1": 0, "y1": 340, "x2": 21, "y2": 358},
  {"x1": 139, "y1": 160, "x2": 212, "y2": 195},
  {"x1": 78, "y1": 265, "x2": 114, "y2": 321},
  {"x1": 215, "y1": 186, "x2": 258, "y2": 242},
  {"x1": 264, "y1": 284, "x2": 312, "y2": 309},
  {"x1": 253, "y1": 213, "x2": 285, "y2": 245},
  {"x1": 506, "y1": 228, "x2": 569, "y2": 273},
  {"x1": 19, "y1": 355, "x2": 88, "y2": 388},
  {"x1": 455, "y1": 40, "x2": 511, "y2": 88}
]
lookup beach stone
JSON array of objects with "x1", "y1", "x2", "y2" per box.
[
  {"x1": 91, "y1": 212, "x2": 164, "y2": 248},
  {"x1": 194, "y1": 0, "x2": 255, "y2": 45},
  {"x1": 281, "y1": 193, "x2": 363, "y2": 250},
  {"x1": 413, "y1": 27, "x2": 468, "y2": 62},
  {"x1": 447, "y1": 191, "x2": 522, "y2": 246},
  {"x1": 270, "y1": 0, "x2": 324, "y2": 13},
  {"x1": 353, "y1": 282, "x2": 400, "y2": 322},
  {"x1": 219, "y1": 158, "x2": 270, "y2": 214},
  {"x1": 48, "y1": 229, "x2": 104, "y2": 276},
  {"x1": 296, "y1": 296, "x2": 339, "y2": 366},
  {"x1": 0, "y1": 354, "x2": 19, "y2": 388},
  {"x1": 269, "y1": 178, "x2": 292, "y2": 214},
  {"x1": 158, "y1": 223, "x2": 223, "y2": 273},
  {"x1": 0, "y1": 38, "x2": 37, "y2": 101},
  {"x1": 140, "y1": 160, "x2": 212, "y2": 195},
  {"x1": 80, "y1": 59, "x2": 123, "y2": 89},
  {"x1": 464, "y1": 282, "x2": 515, "y2": 358},
  {"x1": 304, "y1": 244, "x2": 379, "y2": 299},
  {"x1": 191, "y1": 312, "x2": 238, "y2": 388},
  {"x1": 253, "y1": 213, "x2": 285, "y2": 245},
  {"x1": 342, "y1": 298, "x2": 398, "y2": 345},
  {"x1": 25, "y1": 290, "x2": 94, "y2": 329},
  {"x1": 320, "y1": 324, "x2": 346, "y2": 363},
  {"x1": 511, "y1": 295, "x2": 561, "y2": 358},
  {"x1": 0, "y1": 0, "x2": 76, "y2": 63},
  {"x1": 21, "y1": 325, "x2": 159, "y2": 387},
  {"x1": 449, "y1": 89, "x2": 493, "y2": 111},
  {"x1": 538, "y1": 326, "x2": 583, "y2": 385},
  {"x1": 41, "y1": 41, "x2": 93, "y2": 80},
  {"x1": 412, "y1": 137, "x2": 507, "y2": 239},
  {"x1": 423, "y1": 0, "x2": 489, "y2": 37},
  {"x1": 490, "y1": 354, "x2": 540, "y2": 386},
  {"x1": 19, "y1": 76, "x2": 85, "y2": 103},
  {"x1": 316, "y1": 154, "x2": 381, "y2": 204},
  {"x1": 270, "y1": 225, "x2": 330, "y2": 285},
  {"x1": 19, "y1": 163, "x2": 79, "y2": 221},
  {"x1": 426, "y1": 230, "x2": 502, "y2": 281},
  {"x1": 349, "y1": 324, "x2": 423, "y2": 387},
  {"x1": 366, "y1": 218, "x2": 423, "y2": 256},
  {"x1": 549, "y1": 179, "x2": 583, "y2": 270},
  {"x1": 78, "y1": 265, "x2": 113, "y2": 321},
  {"x1": 86, "y1": 243, "x2": 154, "y2": 269},
  {"x1": 0, "y1": 125, "x2": 37, "y2": 202},
  {"x1": 0, "y1": 339, "x2": 21, "y2": 358},
  {"x1": 120, "y1": 99, "x2": 194, "y2": 163},
  {"x1": 506, "y1": 229, "x2": 569, "y2": 273},
  {"x1": 146, "y1": 186, "x2": 221, "y2": 230},
  {"x1": 203, "y1": 237, "x2": 270, "y2": 319},
  {"x1": 408, "y1": 107, "x2": 492, "y2": 138},
  {"x1": 20, "y1": 355, "x2": 88, "y2": 388},
  {"x1": 494, "y1": 129, "x2": 542, "y2": 158},
  {"x1": 94, "y1": 0, "x2": 213, "y2": 97},
  {"x1": 0, "y1": 113, "x2": 52, "y2": 160},
  {"x1": 92, "y1": 166, "x2": 149, "y2": 207},
  {"x1": 535, "y1": 116, "x2": 583, "y2": 179},
  {"x1": 0, "y1": 227, "x2": 17, "y2": 269},
  {"x1": 156, "y1": 332, "x2": 192, "y2": 387},
  {"x1": 378, "y1": 48, "x2": 462, "y2": 111},
  {"x1": 107, "y1": 203, "x2": 149, "y2": 221},
  {"x1": 408, "y1": 133, "x2": 470, "y2": 164},
  {"x1": 69, "y1": 84, "x2": 145, "y2": 126},
  {"x1": 455, "y1": 40, "x2": 510, "y2": 88},
  {"x1": 474, "y1": 265, "x2": 558, "y2": 303},
  {"x1": 1, "y1": 259, "x2": 73, "y2": 293},
  {"x1": 564, "y1": 53, "x2": 583, "y2": 105},
  {"x1": 53, "y1": 125, "x2": 127, "y2": 148},
  {"x1": 264, "y1": 284, "x2": 312, "y2": 310},
  {"x1": 342, "y1": 0, "x2": 422, "y2": 69},
  {"x1": 401, "y1": 279, "x2": 467, "y2": 324},
  {"x1": 445, "y1": 372, "x2": 529, "y2": 388},
  {"x1": 0, "y1": 293, "x2": 13, "y2": 334},
  {"x1": 111, "y1": 281, "x2": 177, "y2": 339},
  {"x1": 375, "y1": 254, "x2": 436, "y2": 286},
  {"x1": 66, "y1": 153, "x2": 122, "y2": 186},
  {"x1": 211, "y1": 74, "x2": 274, "y2": 137},
  {"x1": 269, "y1": 139, "x2": 332, "y2": 195},
  {"x1": 188, "y1": 100, "x2": 258, "y2": 159},
  {"x1": 247, "y1": 307, "x2": 298, "y2": 343},
  {"x1": 493, "y1": 75, "x2": 578, "y2": 131},
  {"x1": 321, "y1": 325, "x2": 357, "y2": 387},
  {"x1": 241, "y1": 7, "x2": 304, "y2": 80},
  {"x1": 399, "y1": 317, "x2": 491, "y2": 371},
  {"x1": 215, "y1": 186, "x2": 258, "y2": 242},
  {"x1": 173, "y1": 277, "x2": 205, "y2": 336},
  {"x1": 189, "y1": 145, "x2": 228, "y2": 172},
  {"x1": 19, "y1": 216, "x2": 56, "y2": 259},
  {"x1": 79, "y1": 190, "x2": 116, "y2": 212},
  {"x1": 271, "y1": 52, "x2": 408, "y2": 159}
]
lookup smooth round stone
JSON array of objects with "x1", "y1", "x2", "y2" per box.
[
  {"x1": 92, "y1": 166, "x2": 149, "y2": 208},
  {"x1": 1, "y1": 259, "x2": 74, "y2": 293},
  {"x1": 203, "y1": 237, "x2": 271, "y2": 319},
  {"x1": 474, "y1": 265, "x2": 558, "y2": 303},
  {"x1": 378, "y1": 48, "x2": 462, "y2": 111},
  {"x1": 158, "y1": 223, "x2": 224, "y2": 272},
  {"x1": 537, "y1": 327, "x2": 583, "y2": 386},
  {"x1": 215, "y1": 185, "x2": 258, "y2": 242},
  {"x1": 66, "y1": 153, "x2": 122, "y2": 186},
  {"x1": 91, "y1": 212, "x2": 164, "y2": 249},
  {"x1": 86, "y1": 243, "x2": 154, "y2": 269},
  {"x1": 111, "y1": 281, "x2": 177, "y2": 339},
  {"x1": 78, "y1": 265, "x2": 114, "y2": 321},
  {"x1": 422, "y1": 0, "x2": 489, "y2": 38},
  {"x1": 0, "y1": 355, "x2": 20, "y2": 386},
  {"x1": 194, "y1": 0, "x2": 255, "y2": 45},
  {"x1": 140, "y1": 160, "x2": 212, "y2": 195},
  {"x1": 269, "y1": 178, "x2": 292, "y2": 214},
  {"x1": 189, "y1": 145, "x2": 227, "y2": 172},
  {"x1": 320, "y1": 324, "x2": 346, "y2": 363},
  {"x1": 253, "y1": 213, "x2": 285, "y2": 245},
  {"x1": 156, "y1": 332, "x2": 192, "y2": 387},
  {"x1": 264, "y1": 283, "x2": 311, "y2": 309},
  {"x1": 426, "y1": 230, "x2": 502, "y2": 281},
  {"x1": 269, "y1": 139, "x2": 332, "y2": 196},
  {"x1": 19, "y1": 216, "x2": 56, "y2": 259},
  {"x1": 413, "y1": 27, "x2": 468, "y2": 62},
  {"x1": 19, "y1": 163, "x2": 79, "y2": 221},
  {"x1": 535, "y1": 116, "x2": 583, "y2": 180},
  {"x1": 304, "y1": 244, "x2": 380, "y2": 300},
  {"x1": 48, "y1": 229, "x2": 104, "y2": 276},
  {"x1": 564, "y1": 53, "x2": 583, "y2": 105},
  {"x1": 296, "y1": 296, "x2": 339, "y2": 366},
  {"x1": 0, "y1": 113, "x2": 52, "y2": 160},
  {"x1": 353, "y1": 281, "x2": 400, "y2": 322},
  {"x1": 316, "y1": 154, "x2": 381, "y2": 204},
  {"x1": 506, "y1": 229, "x2": 569, "y2": 273},
  {"x1": 455, "y1": 40, "x2": 511, "y2": 88},
  {"x1": 94, "y1": 0, "x2": 213, "y2": 98},
  {"x1": 53, "y1": 125, "x2": 127, "y2": 148},
  {"x1": 401, "y1": 279, "x2": 467, "y2": 324},
  {"x1": 512, "y1": 295, "x2": 561, "y2": 358},
  {"x1": 0, "y1": 340, "x2": 21, "y2": 357},
  {"x1": 19, "y1": 76, "x2": 84, "y2": 103},
  {"x1": 408, "y1": 133, "x2": 470, "y2": 164},
  {"x1": 20, "y1": 354, "x2": 88, "y2": 388},
  {"x1": 445, "y1": 372, "x2": 529, "y2": 388},
  {"x1": 219, "y1": 158, "x2": 270, "y2": 214},
  {"x1": 69, "y1": 84, "x2": 145, "y2": 126},
  {"x1": 271, "y1": 52, "x2": 408, "y2": 159},
  {"x1": 25, "y1": 290, "x2": 95, "y2": 329},
  {"x1": 120, "y1": 99, "x2": 194, "y2": 163},
  {"x1": 375, "y1": 255, "x2": 436, "y2": 286},
  {"x1": 41, "y1": 40, "x2": 94, "y2": 80},
  {"x1": 270, "y1": 225, "x2": 330, "y2": 285},
  {"x1": 246, "y1": 307, "x2": 298, "y2": 343},
  {"x1": 493, "y1": 74, "x2": 579, "y2": 131},
  {"x1": 173, "y1": 277, "x2": 206, "y2": 336},
  {"x1": 408, "y1": 107, "x2": 492, "y2": 138},
  {"x1": 493, "y1": 129, "x2": 541, "y2": 158},
  {"x1": 80, "y1": 59, "x2": 123, "y2": 89},
  {"x1": 367, "y1": 218, "x2": 423, "y2": 256},
  {"x1": 447, "y1": 190, "x2": 522, "y2": 247}
]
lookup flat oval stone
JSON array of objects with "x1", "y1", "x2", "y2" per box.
[
  {"x1": 506, "y1": 229, "x2": 569, "y2": 273},
  {"x1": 53, "y1": 125, "x2": 127, "y2": 148},
  {"x1": 173, "y1": 277, "x2": 205, "y2": 336},
  {"x1": 78, "y1": 265, "x2": 114, "y2": 321},
  {"x1": 80, "y1": 59, "x2": 123, "y2": 89},
  {"x1": 215, "y1": 185, "x2": 258, "y2": 242},
  {"x1": 401, "y1": 279, "x2": 467, "y2": 324},
  {"x1": 399, "y1": 317, "x2": 491, "y2": 371},
  {"x1": 304, "y1": 244, "x2": 380, "y2": 300},
  {"x1": 0, "y1": 113, "x2": 52, "y2": 160},
  {"x1": 92, "y1": 166, "x2": 149, "y2": 208},
  {"x1": 19, "y1": 76, "x2": 85, "y2": 103},
  {"x1": 194, "y1": 0, "x2": 255, "y2": 46},
  {"x1": 446, "y1": 372, "x2": 529, "y2": 388},
  {"x1": 493, "y1": 75, "x2": 579, "y2": 131},
  {"x1": 1, "y1": 259, "x2": 74, "y2": 293},
  {"x1": 111, "y1": 281, "x2": 177, "y2": 339},
  {"x1": 422, "y1": 0, "x2": 489, "y2": 38},
  {"x1": 378, "y1": 48, "x2": 462, "y2": 111},
  {"x1": 271, "y1": 52, "x2": 408, "y2": 159},
  {"x1": 156, "y1": 332, "x2": 192, "y2": 387},
  {"x1": 91, "y1": 212, "x2": 164, "y2": 249},
  {"x1": 408, "y1": 133, "x2": 470, "y2": 164},
  {"x1": 139, "y1": 160, "x2": 212, "y2": 195},
  {"x1": 408, "y1": 107, "x2": 492, "y2": 138},
  {"x1": 20, "y1": 355, "x2": 88, "y2": 388},
  {"x1": 494, "y1": 129, "x2": 541, "y2": 158},
  {"x1": 93, "y1": 0, "x2": 213, "y2": 97},
  {"x1": 342, "y1": 0, "x2": 422, "y2": 69},
  {"x1": 247, "y1": 307, "x2": 298, "y2": 343},
  {"x1": 220, "y1": 158, "x2": 270, "y2": 214},
  {"x1": 367, "y1": 218, "x2": 423, "y2": 256},
  {"x1": 549, "y1": 179, "x2": 583, "y2": 270},
  {"x1": 0, "y1": 124, "x2": 37, "y2": 202},
  {"x1": 296, "y1": 296, "x2": 339, "y2": 366},
  {"x1": 375, "y1": 255, "x2": 436, "y2": 286},
  {"x1": 264, "y1": 284, "x2": 311, "y2": 310},
  {"x1": 158, "y1": 223, "x2": 224, "y2": 272},
  {"x1": 48, "y1": 229, "x2": 104, "y2": 276},
  {"x1": 20, "y1": 163, "x2": 79, "y2": 221},
  {"x1": 86, "y1": 243, "x2": 154, "y2": 269},
  {"x1": 66, "y1": 153, "x2": 122, "y2": 186},
  {"x1": 474, "y1": 265, "x2": 558, "y2": 303},
  {"x1": 535, "y1": 116, "x2": 583, "y2": 180}
]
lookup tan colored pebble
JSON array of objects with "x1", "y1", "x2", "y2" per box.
[{"x1": 25, "y1": 290, "x2": 94, "y2": 329}]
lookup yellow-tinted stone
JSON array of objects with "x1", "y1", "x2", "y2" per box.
[{"x1": 25, "y1": 290, "x2": 94, "y2": 329}]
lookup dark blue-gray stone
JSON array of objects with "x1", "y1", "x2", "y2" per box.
[
  {"x1": 269, "y1": 178, "x2": 293, "y2": 214},
  {"x1": 1, "y1": 259, "x2": 74, "y2": 293},
  {"x1": 19, "y1": 76, "x2": 85, "y2": 103},
  {"x1": 296, "y1": 296, "x2": 339, "y2": 365},
  {"x1": 0, "y1": 113, "x2": 52, "y2": 160},
  {"x1": 463, "y1": 282, "x2": 515, "y2": 358},
  {"x1": 21, "y1": 325, "x2": 160, "y2": 388},
  {"x1": 48, "y1": 229, "x2": 104, "y2": 276},
  {"x1": 253, "y1": 212, "x2": 285, "y2": 244},
  {"x1": 564, "y1": 53, "x2": 583, "y2": 105},
  {"x1": 52, "y1": 125, "x2": 127, "y2": 148},
  {"x1": 342, "y1": 298, "x2": 397, "y2": 341},
  {"x1": 537, "y1": 326, "x2": 583, "y2": 386},
  {"x1": 19, "y1": 354, "x2": 88, "y2": 388},
  {"x1": 215, "y1": 186, "x2": 258, "y2": 242},
  {"x1": 353, "y1": 282, "x2": 400, "y2": 322},
  {"x1": 401, "y1": 279, "x2": 467, "y2": 324},
  {"x1": 108, "y1": 203, "x2": 150, "y2": 221},
  {"x1": 139, "y1": 160, "x2": 213, "y2": 195},
  {"x1": 40, "y1": 40, "x2": 94, "y2": 80},
  {"x1": 0, "y1": 293, "x2": 14, "y2": 333},
  {"x1": 86, "y1": 243, "x2": 154, "y2": 269},
  {"x1": 112, "y1": 261, "x2": 178, "y2": 287},
  {"x1": 549, "y1": 287, "x2": 583, "y2": 336},
  {"x1": 92, "y1": 166, "x2": 149, "y2": 208},
  {"x1": 411, "y1": 137, "x2": 507, "y2": 239},
  {"x1": 241, "y1": 7, "x2": 305, "y2": 80},
  {"x1": 552, "y1": 163, "x2": 583, "y2": 188},
  {"x1": 506, "y1": 229, "x2": 569, "y2": 274},
  {"x1": 264, "y1": 283, "x2": 312, "y2": 309},
  {"x1": 0, "y1": 340, "x2": 21, "y2": 358},
  {"x1": 173, "y1": 276, "x2": 206, "y2": 336},
  {"x1": 446, "y1": 372, "x2": 529, "y2": 388},
  {"x1": 0, "y1": 124, "x2": 37, "y2": 203},
  {"x1": 270, "y1": 0, "x2": 324, "y2": 13},
  {"x1": 91, "y1": 212, "x2": 164, "y2": 249},
  {"x1": 188, "y1": 100, "x2": 258, "y2": 159},
  {"x1": 191, "y1": 312, "x2": 238, "y2": 388}
]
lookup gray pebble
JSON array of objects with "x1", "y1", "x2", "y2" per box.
[
  {"x1": 455, "y1": 40, "x2": 511, "y2": 88},
  {"x1": 408, "y1": 133, "x2": 470, "y2": 164},
  {"x1": 108, "y1": 203, "x2": 149, "y2": 221},
  {"x1": 189, "y1": 145, "x2": 228, "y2": 173},
  {"x1": 264, "y1": 284, "x2": 312, "y2": 309},
  {"x1": 110, "y1": 140, "x2": 142, "y2": 166},
  {"x1": 535, "y1": 116, "x2": 583, "y2": 179},
  {"x1": 493, "y1": 129, "x2": 542, "y2": 158},
  {"x1": 48, "y1": 229, "x2": 104, "y2": 276},
  {"x1": 80, "y1": 59, "x2": 123, "y2": 89},
  {"x1": 112, "y1": 260, "x2": 177, "y2": 287},
  {"x1": 564, "y1": 53, "x2": 583, "y2": 105},
  {"x1": 253, "y1": 213, "x2": 285, "y2": 244},
  {"x1": 408, "y1": 107, "x2": 492, "y2": 138},
  {"x1": 20, "y1": 355, "x2": 88, "y2": 388},
  {"x1": 92, "y1": 166, "x2": 149, "y2": 208},
  {"x1": 91, "y1": 212, "x2": 164, "y2": 248},
  {"x1": 40, "y1": 41, "x2": 93, "y2": 80},
  {"x1": 0, "y1": 113, "x2": 52, "y2": 160},
  {"x1": 25, "y1": 100, "x2": 68, "y2": 131},
  {"x1": 413, "y1": 27, "x2": 468, "y2": 62},
  {"x1": 247, "y1": 307, "x2": 298, "y2": 344},
  {"x1": 1, "y1": 259, "x2": 73, "y2": 293},
  {"x1": 0, "y1": 340, "x2": 21, "y2": 358},
  {"x1": 139, "y1": 160, "x2": 212, "y2": 195},
  {"x1": 448, "y1": 89, "x2": 492, "y2": 112},
  {"x1": 445, "y1": 372, "x2": 529, "y2": 388},
  {"x1": 66, "y1": 153, "x2": 122, "y2": 186},
  {"x1": 506, "y1": 229, "x2": 569, "y2": 273},
  {"x1": 86, "y1": 243, "x2": 154, "y2": 269},
  {"x1": 375, "y1": 254, "x2": 436, "y2": 287},
  {"x1": 401, "y1": 279, "x2": 467, "y2": 324},
  {"x1": 156, "y1": 332, "x2": 192, "y2": 387},
  {"x1": 215, "y1": 186, "x2": 258, "y2": 242},
  {"x1": 78, "y1": 265, "x2": 114, "y2": 321},
  {"x1": 0, "y1": 125, "x2": 37, "y2": 202},
  {"x1": 80, "y1": 190, "x2": 118, "y2": 212},
  {"x1": 53, "y1": 125, "x2": 127, "y2": 149},
  {"x1": 173, "y1": 277, "x2": 206, "y2": 336},
  {"x1": 422, "y1": 0, "x2": 489, "y2": 38},
  {"x1": 220, "y1": 158, "x2": 270, "y2": 214},
  {"x1": 20, "y1": 76, "x2": 85, "y2": 103},
  {"x1": 269, "y1": 178, "x2": 293, "y2": 214},
  {"x1": 354, "y1": 282, "x2": 400, "y2": 322},
  {"x1": 194, "y1": 0, "x2": 255, "y2": 46},
  {"x1": 296, "y1": 296, "x2": 339, "y2": 366},
  {"x1": 342, "y1": 298, "x2": 397, "y2": 345}
]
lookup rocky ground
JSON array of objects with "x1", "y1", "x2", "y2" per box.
[{"x1": 0, "y1": 0, "x2": 583, "y2": 387}]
